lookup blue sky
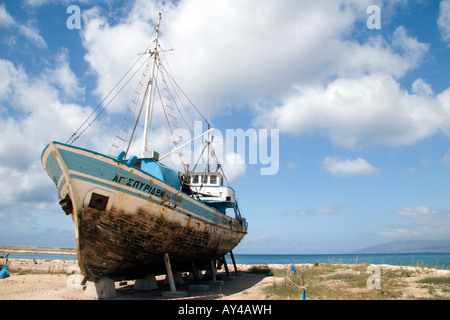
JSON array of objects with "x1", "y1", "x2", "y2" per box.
[{"x1": 1, "y1": 0, "x2": 450, "y2": 254}]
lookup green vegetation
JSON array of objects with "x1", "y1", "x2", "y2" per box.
[
  {"x1": 248, "y1": 263, "x2": 450, "y2": 300},
  {"x1": 418, "y1": 277, "x2": 450, "y2": 297},
  {"x1": 247, "y1": 265, "x2": 273, "y2": 276}
]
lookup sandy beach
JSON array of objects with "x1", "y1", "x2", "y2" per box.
[
  {"x1": 0, "y1": 259, "x2": 269, "y2": 300},
  {"x1": 1, "y1": 259, "x2": 449, "y2": 300}
]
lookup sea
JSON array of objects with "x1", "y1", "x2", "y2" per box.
[
  {"x1": 225, "y1": 253, "x2": 450, "y2": 270},
  {"x1": 2, "y1": 251, "x2": 449, "y2": 270}
]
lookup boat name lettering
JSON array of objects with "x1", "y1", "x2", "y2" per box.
[{"x1": 112, "y1": 175, "x2": 166, "y2": 198}]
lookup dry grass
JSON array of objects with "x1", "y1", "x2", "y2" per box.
[{"x1": 247, "y1": 263, "x2": 450, "y2": 300}]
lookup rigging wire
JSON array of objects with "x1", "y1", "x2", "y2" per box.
[
  {"x1": 143, "y1": 57, "x2": 161, "y2": 149},
  {"x1": 159, "y1": 48, "x2": 210, "y2": 128},
  {"x1": 158, "y1": 51, "x2": 195, "y2": 130},
  {"x1": 67, "y1": 56, "x2": 152, "y2": 145},
  {"x1": 124, "y1": 78, "x2": 151, "y2": 158},
  {"x1": 66, "y1": 32, "x2": 225, "y2": 180},
  {"x1": 66, "y1": 40, "x2": 156, "y2": 145},
  {"x1": 160, "y1": 64, "x2": 196, "y2": 134},
  {"x1": 158, "y1": 51, "x2": 225, "y2": 177},
  {"x1": 153, "y1": 64, "x2": 187, "y2": 171}
]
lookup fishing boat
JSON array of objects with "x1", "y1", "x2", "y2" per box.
[{"x1": 41, "y1": 14, "x2": 248, "y2": 282}]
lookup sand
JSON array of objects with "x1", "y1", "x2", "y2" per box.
[
  {"x1": 0, "y1": 259, "x2": 269, "y2": 300},
  {"x1": 1, "y1": 260, "x2": 449, "y2": 300}
]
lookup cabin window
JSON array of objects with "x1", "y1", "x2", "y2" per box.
[
  {"x1": 202, "y1": 175, "x2": 208, "y2": 184},
  {"x1": 220, "y1": 177, "x2": 224, "y2": 186},
  {"x1": 210, "y1": 175, "x2": 217, "y2": 185},
  {"x1": 193, "y1": 175, "x2": 200, "y2": 184},
  {"x1": 89, "y1": 193, "x2": 109, "y2": 211}
]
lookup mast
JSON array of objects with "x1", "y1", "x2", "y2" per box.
[{"x1": 142, "y1": 13, "x2": 162, "y2": 158}]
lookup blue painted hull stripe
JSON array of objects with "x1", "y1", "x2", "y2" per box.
[
  {"x1": 44, "y1": 141, "x2": 246, "y2": 231},
  {"x1": 70, "y1": 173, "x2": 219, "y2": 226},
  {"x1": 58, "y1": 178, "x2": 66, "y2": 194},
  {"x1": 44, "y1": 151, "x2": 62, "y2": 185},
  {"x1": 58, "y1": 147, "x2": 231, "y2": 224}
]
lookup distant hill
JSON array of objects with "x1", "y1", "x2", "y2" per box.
[{"x1": 354, "y1": 240, "x2": 450, "y2": 254}]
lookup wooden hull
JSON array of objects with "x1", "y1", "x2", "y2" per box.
[{"x1": 42, "y1": 142, "x2": 247, "y2": 281}]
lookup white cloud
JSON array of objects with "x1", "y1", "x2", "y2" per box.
[
  {"x1": 0, "y1": 163, "x2": 55, "y2": 207},
  {"x1": 42, "y1": 48, "x2": 85, "y2": 100},
  {"x1": 17, "y1": 23, "x2": 46, "y2": 48},
  {"x1": 297, "y1": 204, "x2": 342, "y2": 216},
  {"x1": 412, "y1": 78, "x2": 434, "y2": 97},
  {"x1": 0, "y1": 3, "x2": 15, "y2": 26},
  {"x1": 442, "y1": 149, "x2": 450, "y2": 168},
  {"x1": 24, "y1": 0, "x2": 93, "y2": 6},
  {"x1": 0, "y1": 58, "x2": 97, "y2": 207},
  {"x1": 79, "y1": 1, "x2": 419, "y2": 117},
  {"x1": 322, "y1": 157, "x2": 379, "y2": 177},
  {"x1": 72, "y1": 0, "x2": 450, "y2": 189},
  {"x1": 396, "y1": 206, "x2": 441, "y2": 221},
  {"x1": 438, "y1": 0, "x2": 450, "y2": 44},
  {"x1": 143, "y1": 2, "x2": 445, "y2": 150},
  {"x1": 76, "y1": 1, "x2": 450, "y2": 152},
  {"x1": 81, "y1": 6, "x2": 156, "y2": 112},
  {"x1": 257, "y1": 74, "x2": 450, "y2": 148},
  {"x1": 380, "y1": 206, "x2": 450, "y2": 240},
  {"x1": 0, "y1": 3, "x2": 46, "y2": 48},
  {"x1": 0, "y1": 60, "x2": 24, "y2": 105},
  {"x1": 391, "y1": 26, "x2": 429, "y2": 70},
  {"x1": 170, "y1": 3, "x2": 426, "y2": 106},
  {"x1": 223, "y1": 152, "x2": 247, "y2": 183}
]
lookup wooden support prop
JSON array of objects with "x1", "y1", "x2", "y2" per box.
[
  {"x1": 230, "y1": 250, "x2": 239, "y2": 274},
  {"x1": 164, "y1": 253, "x2": 176, "y2": 292},
  {"x1": 222, "y1": 256, "x2": 230, "y2": 277},
  {"x1": 190, "y1": 261, "x2": 200, "y2": 285},
  {"x1": 210, "y1": 260, "x2": 216, "y2": 282}
]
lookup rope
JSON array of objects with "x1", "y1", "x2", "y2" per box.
[
  {"x1": 286, "y1": 265, "x2": 321, "y2": 300},
  {"x1": 286, "y1": 276, "x2": 307, "y2": 290},
  {"x1": 163, "y1": 293, "x2": 226, "y2": 301}
]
